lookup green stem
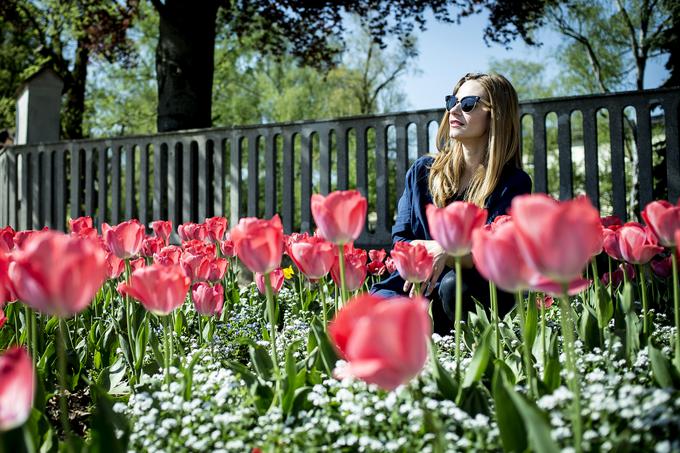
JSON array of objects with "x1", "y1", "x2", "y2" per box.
[
  {"x1": 413, "y1": 281, "x2": 421, "y2": 297},
  {"x1": 515, "y1": 291, "x2": 535, "y2": 399},
  {"x1": 162, "y1": 315, "x2": 170, "y2": 386},
  {"x1": 124, "y1": 259, "x2": 136, "y2": 383},
  {"x1": 56, "y1": 318, "x2": 74, "y2": 452},
  {"x1": 319, "y1": 279, "x2": 328, "y2": 326},
  {"x1": 454, "y1": 257, "x2": 463, "y2": 382},
  {"x1": 638, "y1": 264, "x2": 649, "y2": 335},
  {"x1": 490, "y1": 282, "x2": 501, "y2": 357},
  {"x1": 559, "y1": 289, "x2": 583, "y2": 453},
  {"x1": 264, "y1": 272, "x2": 281, "y2": 376},
  {"x1": 298, "y1": 273, "x2": 305, "y2": 312},
  {"x1": 671, "y1": 251, "x2": 679, "y2": 371},
  {"x1": 541, "y1": 294, "x2": 547, "y2": 369},
  {"x1": 591, "y1": 259, "x2": 605, "y2": 347},
  {"x1": 337, "y1": 244, "x2": 348, "y2": 306}
]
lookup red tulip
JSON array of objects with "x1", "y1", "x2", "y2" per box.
[
  {"x1": 9, "y1": 231, "x2": 107, "y2": 317},
  {"x1": 105, "y1": 251, "x2": 125, "y2": 279},
  {"x1": 153, "y1": 245, "x2": 183, "y2": 266},
  {"x1": 601, "y1": 263, "x2": 636, "y2": 287},
  {"x1": 471, "y1": 221, "x2": 541, "y2": 293},
  {"x1": 532, "y1": 276, "x2": 592, "y2": 297},
  {"x1": 367, "y1": 261, "x2": 387, "y2": 276},
  {"x1": 328, "y1": 293, "x2": 431, "y2": 390},
  {"x1": 330, "y1": 244, "x2": 368, "y2": 292},
  {"x1": 289, "y1": 236, "x2": 336, "y2": 281},
  {"x1": 617, "y1": 222, "x2": 664, "y2": 265},
  {"x1": 230, "y1": 215, "x2": 284, "y2": 274},
  {"x1": 600, "y1": 215, "x2": 623, "y2": 230},
  {"x1": 0, "y1": 347, "x2": 35, "y2": 431},
  {"x1": 151, "y1": 220, "x2": 172, "y2": 245},
  {"x1": 426, "y1": 202, "x2": 487, "y2": 257},
  {"x1": 69, "y1": 216, "x2": 93, "y2": 234},
  {"x1": 311, "y1": 190, "x2": 367, "y2": 244},
  {"x1": 512, "y1": 194, "x2": 603, "y2": 284},
  {"x1": 102, "y1": 219, "x2": 145, "y2": 259},
  {"x1": 219, "y1": 235, "x2": 235, "y2": 257},
  {"x1": 182, "y1": 239, "x2": 216, "y2": 257},
  {"x1": 650, "y1": 256, "x2": 672, "y2": 279},
  {"x1": 0, "y1": 227, "x2": 15, "y2": 252},
  {"x1": 205, "y1": 217, "x2": 228, "y2": 243},
  {"x1": 117, "y1": 264, "x2": 190, "y2": 315},
  {"x1": 192, "y1": 282, "x2": 224, "y2": 316},
  {"x1": 642, "y1": 200, "x2": 680, "y2": 247},
  {"x1": 390, "y1": 241, "x2": 433, "y2": 284},
  {"x1": 178, "y1": 222, "x2": 207, "y2": 243},
  {"x1": 13, "y1": 229, "x2": 45, "y2": 249},
  {"x1": 255, "y1": 268, "x2": 285, "y2": 295}
]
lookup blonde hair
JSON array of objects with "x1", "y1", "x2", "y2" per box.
[{"x1": 428, "y1": 72, "x2": 522, "y2": 207}]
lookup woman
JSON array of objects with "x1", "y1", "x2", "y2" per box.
[{"x1": 371, "y1": 72, "x2": 532, "y2": 335}]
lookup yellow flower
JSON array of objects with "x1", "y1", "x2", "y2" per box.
[{"x1": 282, "y1": 265, "x2": 295, "y2": 280}]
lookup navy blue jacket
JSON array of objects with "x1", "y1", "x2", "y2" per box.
[{"x1": 372, "y1": 155, "x2": 532, "y2": 296}]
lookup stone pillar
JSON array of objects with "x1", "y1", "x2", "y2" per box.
[{"x1": 15, "y1": 67, "x2": 63, "y2": 145}]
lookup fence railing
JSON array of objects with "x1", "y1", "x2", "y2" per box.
[{"x1": 0, "y1": 87, "x2": 678, "y2": 248}]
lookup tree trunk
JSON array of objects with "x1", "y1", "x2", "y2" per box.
[
  {"x1": 155, "y1": 0, "x2": 219, "y2": 132},
  {"x1": 61, "y1": 38, "x2": 89, "y2": 139}
]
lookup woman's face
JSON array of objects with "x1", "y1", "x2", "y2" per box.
[{"x1": 448, "y1": 80, "x2": 491, "y2": 142}]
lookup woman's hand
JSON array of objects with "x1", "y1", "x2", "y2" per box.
[{"x1": 402, "y1": 239, "x2": 449, "y2": 297}]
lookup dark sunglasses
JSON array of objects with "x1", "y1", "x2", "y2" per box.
[{"x1": 445, "y1": 95, "x2": 490, "y2": 113}]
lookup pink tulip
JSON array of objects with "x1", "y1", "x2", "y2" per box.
[
  {"x1": 0, "y1": 347, "x2": 35, "y2": 431},
  {"x1": 205, "y1": 217, "x2": 228, "y2": 243},
  {"x1": 512, "y1": 194, "x2": 603, "y2": 284},
  {"x1": 182, "y1": 239, "x2": 216, "y2": 257},
  {"x1": 289, "y1": 236, "x2": 336, "y2": 281},
  {"x1": 617, "y1": 222, "x2": 664, "y2": 265},
  {"x1": 284, "y1": 232, "x2": 310, "y2": 256},
  {"x1": 13, "y1": 229, "x2": 46, "y2": 249},
  {"x1": 105, "y1": 251, "x2": 125, "y2": 279},
  {"x1": 151, "y1": 220, "x2": 173, "y2": 245},
  {"x1": 0, "y1": 252, "x2": 17, "y2": 303},
  {"x1": 153, "y1": 245, "x2": 183, "y2": 266},
  {"x1": 69, "y1": 216, "x2": 93, "y2": 234},
  {"x1": 192, "y1": 282, "x2": 224, "y2": 316},
  {"x1": 536, "y1": 295, "x2": 554, "y2": 310},
  {"x1": 311, "y1": 190, "x2": 367, "y2": 244},
  {"x1": 368, "y1": 249, "x2": 386, "y2": 264},
  {"x1": 600, "y1": 215, "x2": 623, "y2": 230},
  {"x1": 385, "y1": 257, "x2": 397, "y2": 274},
  {"x1": 117, "y1": 264, "x2": 190, "y2": 315},
  {"x1": 472, "y1": 221, "x2": 541, "y2": 293},
  {"x1": 102, "y1": 219, "x2": 145, "y2": 259},
  {"x1": 328, "y1": 293, "x2": 431, "y2": 390},
  {"x1": 180, "y1": 252, "x2": 227, "y2": 282},
  {"x1": 532, "y1": 276, "x2": 592, "y2": 297},
  {"x1": 0, "y1": 307, "x2": 5, "y2": 329},
  {"x1": 650, "y1": 256, "x2": 672, "y2": 279},
  {"x1": 178, "y1": 222, "x2": 207, "y2": 243},
  {"x1": 230, "y1": 215, "x2": 284, "y2": 274},
  {"x1": 330, "y1": 244, "x2": 368, "y2": 292},
  {"x1": 255, "y1": 268, "x2": 285, "y2": 295},
  {"x1": 9, "y1": 231, "x2": 107, "y2": 317},
  {"x1": 141, "y1": 236, "x2": 165, "y2": 257},
  {"x1": 390, "y1": 241, "x2": 434, "y2": 284},
  {"x1": 0, "y1": 227, "x2": 15, "y2": 252},
  {"x1": 367, "y1": 261, "x2": 387, "y2": 276},
  {"x1": 130, "y1": 257, "x2": 146, "y2": 272},
  {"x1": 219, "y1": 236, "x2": 235, "y2": 257},
  {"x1": 641, "y1": 200, "x2": 680, "y2": 247},
  {"x1": 426, "y1": 202, "x2": 487, "y2": 257},
  {"x1": 602, "y1": 228, "x2": 624, "y2": 261}
]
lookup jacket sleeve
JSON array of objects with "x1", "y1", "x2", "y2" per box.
[
  {"x1": 391, "y1": 160, "x2": 421, "y2": 243},
  {"x1": 487, "y1": 170, "x2": 533, "y2": 223}
]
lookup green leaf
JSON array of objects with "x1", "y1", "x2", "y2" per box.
[
  {"x1": 462, "y1": 327, "x2": 491, "y2": 388},
  {"x1": 648, "y1": 343, "x2": 679, "y2": 388},
  {"x1": 225, "y1": 360, "x2": 258, "y2": 388},
  {"x1": 134, "y1": 318, "x2": 149, "y2": 375},
  {"x1": 87, "y1": 382, "x2": 130, "y2": 453},
  {"x1": 282, "y1": 340, "x2": 304, "y2": 414},
  {"x1": 249, "y1": 344, "x2": 274, "y2": 381},
  {"x1": 173, "y1": 311, "x2": 185, "y2": 335},
  {"x1": 492, "y1": 364, "x2": 527, "y2": 453},
  {"x1": 310, "y1": 317, "x2": 338, "y2": 376},
  {"x1": 429, "y1": 341, "x2": 458, "y2": 401},
  {"x1": 503, "y1": 380, "x2": 560, "y2": 453},
  {"x1": 542, "y1": 333, "x2": 561, "y2": 393},
  {"x1": 524, "y1": 294, "x2": 538, "y2": 352},
  {"x1": 595, "y1": 285, "x2": 613, "y2": 329}
]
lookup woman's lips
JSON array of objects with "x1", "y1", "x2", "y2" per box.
[{"x1": 450, "y1": 120, "x2": 463, "y2": 128}]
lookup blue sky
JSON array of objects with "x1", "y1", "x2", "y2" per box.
[{"x1": 400, "y1": 11, "x2": 670, "y2": 110}]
